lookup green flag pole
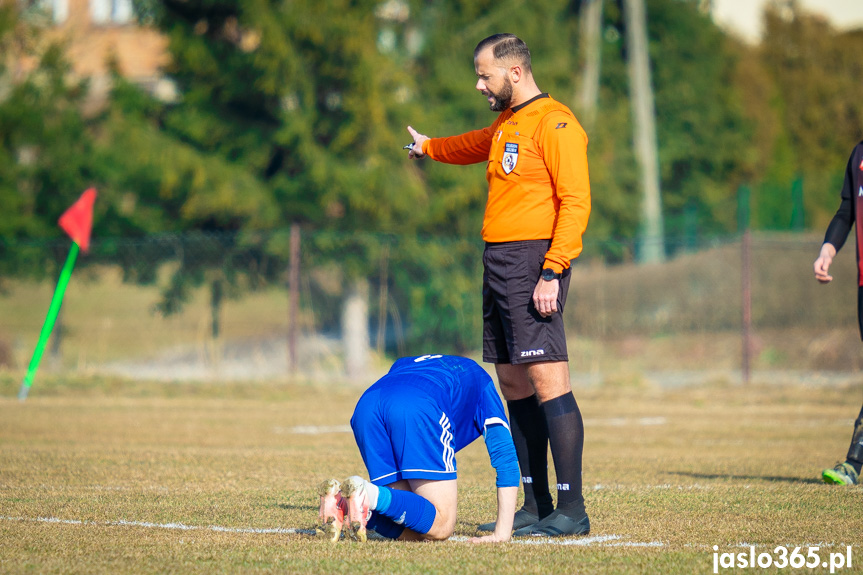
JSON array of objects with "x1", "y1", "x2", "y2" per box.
[{"x1": 18, "y1": 242, "x2": 80, "y2": 401}]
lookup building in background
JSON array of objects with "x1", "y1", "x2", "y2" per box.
[{"x1": 13, "y1": 0, "x2": 173, "y2": 106}]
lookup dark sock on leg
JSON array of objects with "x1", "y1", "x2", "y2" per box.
[
  {"x1": 507, "y1": 395, "x2": 554, "y2": 518},
  {"x1": 542, "y1": 392, "x2": 586, "y2": 517},
  {"x1": 845, "y1": 404, "x2": 863, "y2": 475},
  {"x1": 367, "y1": 512, "x2": 405, "y2": 540}
]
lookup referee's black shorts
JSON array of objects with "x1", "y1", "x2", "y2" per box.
[{"x1": 482, "y1": 239, "x2": 572, "y2": 365}]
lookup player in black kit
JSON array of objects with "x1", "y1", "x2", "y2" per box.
[{"x1": 812, "y1": 141, "x2": 863, "y2": 485}]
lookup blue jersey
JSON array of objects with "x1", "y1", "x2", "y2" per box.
[
  {"x1": 351, "y1": 355, "x2": 516, "y2": 486},
  {"x1": 382, "y1": 354, "x2": 509, "y2": 450}
]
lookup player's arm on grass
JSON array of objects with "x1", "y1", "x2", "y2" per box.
[
  {"x1": 469, "y1": 423, "x2": 519, "y2": 543},
  {"x1": 468, "y1": 485, "x2": 517, "y2": 543}
]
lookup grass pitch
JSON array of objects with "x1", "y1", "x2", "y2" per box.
[{"x1": 0, "y1": 375, "x2": 861, "y2": 574}]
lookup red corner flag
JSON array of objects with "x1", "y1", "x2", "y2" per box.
[{"x1": 58, "y1": 188, "x2": 97, "y2": 253}]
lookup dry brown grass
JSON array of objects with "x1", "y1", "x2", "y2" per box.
[
  {"x1": 0, "y1": 266, "x2": 294, "y2": 369},
  {"x1": 1, "y1": 374, "x2": 861, "y2": 574},
  {"x1": 570, "y1": 235, "x2": 858, "y2": 338}
]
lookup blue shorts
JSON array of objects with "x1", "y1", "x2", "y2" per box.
[{"x1": 351, "y1": 384, "x2": 457, "y2": 486}]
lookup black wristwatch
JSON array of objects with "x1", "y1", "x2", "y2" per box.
[{"x1": 541, "y1": 268, "x2": 561, "y2": 281}]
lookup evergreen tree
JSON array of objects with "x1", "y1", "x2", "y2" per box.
[
  {"x1": 138, "y1": 0, "x2": 487, "y2": 351},
  {"x1": 759, "y1": 4, "x2": 863, "y2": 229},
  {"x1": 0, "y1": 6, "x2": 98, "y2": 280},
  {"x1": 592, "y1": 0, "x2": 754, "y2": 252}
]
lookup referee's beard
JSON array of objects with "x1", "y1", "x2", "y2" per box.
[{"x1": 485, "y1": 78, "x2": 513, "y2": 112}]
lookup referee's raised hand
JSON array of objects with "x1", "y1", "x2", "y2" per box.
[{"x1": 405, "y1": 126, "x2": 428, "y2": 159}]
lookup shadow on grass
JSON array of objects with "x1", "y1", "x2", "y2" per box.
[{"x1": 668, "y1": 471, "x2": 822, "y2": 485}]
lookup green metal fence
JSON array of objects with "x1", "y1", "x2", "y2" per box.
[{"x1": 0, "y1": 230, "x2": 858, "y2": 385}]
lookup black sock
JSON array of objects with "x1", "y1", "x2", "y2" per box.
[
  {"x1": 846, "y1": 404, "x2": 863, "y2": 475},
  {"x1": 507, "y1": 395, "x2": 554, "y2": 518},
  {"x1": 542, "y1": 392, "x2": 586, "y2": 517}
]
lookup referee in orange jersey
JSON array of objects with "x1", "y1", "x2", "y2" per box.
[{"x1": 405, "y1": 34, "x2": 592, "y2": 536}]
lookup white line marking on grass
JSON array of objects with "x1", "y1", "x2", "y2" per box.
[
  {"x1": 0, "y1": 516, "x2": 316, "y2": 536},
  {"x1": 449, "y1": 534, "x2": 664, "y2": 547},
  {"x1": 516, "y1": 535, "x2": 663, "y2": 547},
  {"x1": 2, "y1": 516, "x2": 663, "y2": 546},
  {"x1": 514, "y1": 534, "x2": 622, "y2": 546},
  {"x1": 33, "y1": 517, "x2": 84, "y2": 525}
]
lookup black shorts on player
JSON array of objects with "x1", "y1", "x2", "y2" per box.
[{"x1": 482, "y1": 239, "x2": 572, "y2": 365}]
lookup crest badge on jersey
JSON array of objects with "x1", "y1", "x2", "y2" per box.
[
  {"x1": 859, "y1": 157, "x2": 863, "y2": 171},
  {"x1": 502, "y1": 142, "x2": 519, "y2": 175}
]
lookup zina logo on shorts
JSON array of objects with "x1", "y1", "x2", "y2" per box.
[
  {"x1": 557, "y1": 483, "x2": 570, "y2": 491},
  {"x1": 520, "y1": 349, "x2": 545, "y2": 358}
]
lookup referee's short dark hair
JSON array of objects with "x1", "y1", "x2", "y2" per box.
[{"x1": 474, "y1": 34, "x2": 532, "y2": 74}]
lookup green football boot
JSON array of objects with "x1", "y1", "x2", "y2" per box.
[{"x1": 821, "y1": 462, "x2": 859, "y2": 485}]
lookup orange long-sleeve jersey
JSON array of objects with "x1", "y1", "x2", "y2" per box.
[{"x1": 422, "y1": 94, "x2": 591, "y2": 273}]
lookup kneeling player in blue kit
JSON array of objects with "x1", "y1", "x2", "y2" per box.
[{"x1": 316, "y1": 354, "x2": 519, "y2": 543}]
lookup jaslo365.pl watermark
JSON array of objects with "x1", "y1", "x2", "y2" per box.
[{"x1": 713, "y1": 546, "x2": 852, "y2": 573}]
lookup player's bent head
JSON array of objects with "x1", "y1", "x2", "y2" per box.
[{"x1": 474, "y1": 33, "x2": 532, "y2": 74}]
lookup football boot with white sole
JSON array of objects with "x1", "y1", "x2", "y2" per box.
[
  {"x1": 341, "y1": 476, "x2": 373, "y2": 542},
  {"x1": 316, "y1": 478, "x2": 347, "y2": 542}
]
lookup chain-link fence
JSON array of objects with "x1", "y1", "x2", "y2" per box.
[{"x1": 0, "y1": 229, "x2": 858, "y2": 385}]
